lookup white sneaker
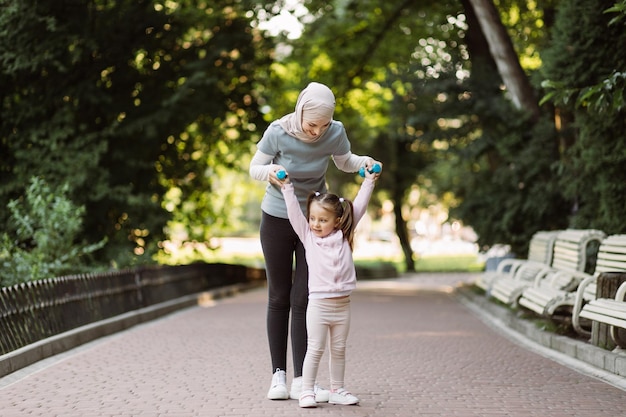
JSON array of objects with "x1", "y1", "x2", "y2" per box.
[
  {"x1": 267, "y1": 369, "x2": 289, "y2": 400},
  {"x1": 290, "y1": 377, "x2": 330, "y2": 402},
  {"x1": 299, "y1": 390, "x2": 317, "y2": 408},
  {"x1": 329, "y1": 388, "x2": 359, "y2": 405},
  {"x1": 313, "y1": 384, "x2": 330, "y2": 403},
  {"x1": 289, "y1": 376, "x2": 302, "y2": 400}
]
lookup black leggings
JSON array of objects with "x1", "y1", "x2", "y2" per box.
[{"x1": 260, "y1": 211, "x2": 309, "y2": 377}]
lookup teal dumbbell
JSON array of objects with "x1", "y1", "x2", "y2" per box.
[
  {"x1": 277, "y1": 170, "x2": 287, "y2": 180},
  {"x1": 359, "y1": 163, "x2": 381, "y2": 177}
]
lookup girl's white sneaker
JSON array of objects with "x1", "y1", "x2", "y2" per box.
[
  {"x1": 329, "y1": 388, "x2": 359, "y2": 405},
  {"x1": 299, "y1": 390, "x2": 317, "y2": 408},
  {"x1": 290, "y1": 377, "x2": 330, "y2": 402}
]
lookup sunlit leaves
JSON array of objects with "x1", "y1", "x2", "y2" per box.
[
  {"x1": 494, "y1": 0, "x2": 548, "y2": 71},
  {"x1": 1, "y1": 0, "x2": 274, "y2": 266}
]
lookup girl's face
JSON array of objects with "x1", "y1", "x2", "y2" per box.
[
  {"x1": 302, "y1": 117, "x2": 331, "y2": 139},
  {"x1": 308, "y1": 201, "x2": 340, "y2": 238}
]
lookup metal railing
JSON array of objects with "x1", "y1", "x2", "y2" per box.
[{"x1": 0, "y1": 263, "x2": 264, "y2": 355}]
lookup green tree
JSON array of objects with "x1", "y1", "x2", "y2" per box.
[
  {"x1": 467, "y1": 0, "x2": 540, "y2": 119},
  {"x1": 0, "y1": 0, "x2": 273, "y2": 265},
  {"x1": 443, "y1": 0, "x2": 570, "y2": 255},
  {"x1": 541, "y1": 1, "x2": 626, "y2": 115},
  {"x1": 276, "y1": 0, "x2": 465, "y2": 270},
  {"x1": 540, "y1": 0, "x2": 626, "y2": 233},
  {"x1": 270, "y1": 0, "x2": 625, "y2": 260},
  {"x1": 273, "y1": 0, "x2": 569, "y2": 261}
]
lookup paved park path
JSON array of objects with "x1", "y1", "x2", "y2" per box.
[{"x1": 0, "y1": 273, "x2": 624, "y2": 416}]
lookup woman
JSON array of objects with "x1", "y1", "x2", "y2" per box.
[{"x1": 249, "y1": 82, "x2": 381, "y2": 401}]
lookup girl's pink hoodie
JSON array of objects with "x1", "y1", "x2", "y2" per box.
[{"x1": 281, "y1": 179, "x2": 375, "y2": 299}]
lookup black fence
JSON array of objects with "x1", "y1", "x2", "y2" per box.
[{"x1": 0, "y1": 263, "x2": 264, "y2": 356}]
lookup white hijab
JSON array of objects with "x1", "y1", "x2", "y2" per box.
[{"x1": 278, "y1": 82, "x2": 336, "y2": 143}]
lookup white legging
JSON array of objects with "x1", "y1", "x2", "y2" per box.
[{"x1": 302, "y1": 296, "x2": 351, "y2": 392}]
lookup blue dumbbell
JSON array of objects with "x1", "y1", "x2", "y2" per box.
[
  {"x1": 277, "y1": 170, "x2": 287, "y2": 180},
  {"x1": 359, "y1": 163, "x2": 381, "y2": 177}
]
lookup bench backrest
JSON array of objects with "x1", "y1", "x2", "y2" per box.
[
  {"x1": 582, "y1": 234, "x2": 626, "y2": 300},
  {"x1": 527, "y1": 230, "x2": 562, "y2": 264},
  {"x1": 550, "y1": 229, "x2": 606, "y2": 274},
  {"x1": 595, "y1": 234, "x2": 626, "y2": 273}
]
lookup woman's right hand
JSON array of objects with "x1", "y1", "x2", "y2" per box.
[{"x1": 269, "y1": 166, "x2": 288, "y2": 186}]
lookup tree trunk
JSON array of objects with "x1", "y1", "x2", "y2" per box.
[
  {"x1": 388, "y1": 131, "x2": 415, "y2": 272},
  {"x1": 462, "y1": 0, "x2": 504, "y2": 172},
  {"x1": 393, "y1": 194, "x2": 415, "y2": 272},
  {"x1": 467, "y1": 0, "x2": 540, "y2": 120}
]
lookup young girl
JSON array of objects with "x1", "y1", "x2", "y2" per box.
[{"x1": 279, "y1": 167, "x2": 380, "y2": 408}]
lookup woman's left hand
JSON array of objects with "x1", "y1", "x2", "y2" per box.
[{"x1": 365, "y1": 160, "x2": 382, "y2": 179}]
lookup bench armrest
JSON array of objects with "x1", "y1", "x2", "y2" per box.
[
  {"x1": 495, "y1": 258, "x2": 520, "y2": 274},
  {"x1": 532, "y1": 267, "x2": 553, "y2": 286},
  {"x1": 615, "y1": 281, "x2": 626, "y2": 302},
  {"x1": 572, "y1": 273, "x2": 598, "y2": 336}
]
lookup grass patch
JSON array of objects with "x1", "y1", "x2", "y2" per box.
[
  {"x1": 163, "y1": 247, "x2": 485, "y2": 275},
  {"x1": 413, "y1": 254, "x2": 485, "y2": 273},
  {"x1": 204, "y1": 254, "x2": 265, "y2": 269},
  {"x1": 356, "y1": 254, "x2": 484, "y2": 275}
]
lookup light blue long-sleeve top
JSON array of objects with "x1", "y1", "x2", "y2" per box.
[{"x1": 249, "y1": 120, "x2": 370, "y2": 218}]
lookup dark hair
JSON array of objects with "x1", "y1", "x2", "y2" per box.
[{"x1": 306, "y1": 191, "x2": 356, "y2": 250}]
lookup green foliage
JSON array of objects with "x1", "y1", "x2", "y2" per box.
[
  {"x1": 3, "y1": 0, "x2": 625, "y2": 272},
  {"x1": 604, "y1": 0, "x2": 626, "y2": 25},
  {"x1": 274, "y1": 1, "x2": 464, "y2": 269},
  {"x1": 248, "y1": 0, "x2": 626, "y2": 253},
  {"x1": 262, "y1": 0, "x2": 570, "y2": 257},
  {"x1": 0, "y1": 0, "x2": 273, "y2": 266},
  {"x1": 424, "y1": 52, "x2": 570, "y2": 254},
  {"x1": 403, "y1": 1, "x2": 568, "y2": 254},
  {"x1": 494, "y1": 0, "x2": 556, "y2": 71},
  {"x1": 540, "y1": 1, "x2": 626, "y2": 114},
  {"x1": 540, "y1": 0, "x2": 626, "y2": 234},
  {"x1": 540, "y1": 72, "x2": 626, "y2": 114},
  {"x1": 561, "y1": 111, "x2": 626, "y2": 232},
  {"x1": 0, "y1": 177, "x2": 106, "y2": 287},
  {"x1": 542, "y1": 0, "x2": 623, "y2": 88}
]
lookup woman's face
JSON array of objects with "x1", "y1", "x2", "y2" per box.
[{"x1": 302, "y1": 117, "x2": 331, "y2": 139}]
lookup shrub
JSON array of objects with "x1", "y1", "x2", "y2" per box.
[{"x1": 0, "y1": 177, "x2": 106, "y2": 287}]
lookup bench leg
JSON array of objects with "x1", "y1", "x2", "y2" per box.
[
  {"x1": 610, "y1": 326, "x2": 626, "y2": 349},
  {"x1": 593, "y1": 321, "x2": 614, "y2": 350}
]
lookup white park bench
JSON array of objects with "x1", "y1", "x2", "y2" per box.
[
  {"x1": 518, "y1": 234, "x2": 626, "y2": 337},
  {"x1": 475, "y1": 230, "x2": 561, "y2": 293},
  {"x1": 578, "y1": 278, "x2": 626, "y2": 348},
  {"x1": 573, "y1": 235, "x2": 626, "y2": 341},
  {"x1": 490, "y1": 229, "x2": 605, "y2": 306}
]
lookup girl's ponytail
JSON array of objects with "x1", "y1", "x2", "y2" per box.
[{"x1": 337, "y1": 198, "x2": 355, "y2": 250}]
